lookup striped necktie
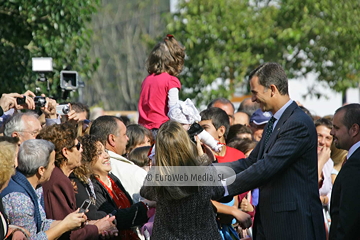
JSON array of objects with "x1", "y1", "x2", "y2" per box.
[{"x1": 263, "y1": 116, "x2": 276, "y2": 146}]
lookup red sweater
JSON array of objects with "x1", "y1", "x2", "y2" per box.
[
  {"x1": 216, "y1": 146, "x2": 246, "y2": 163},
  {"x1": 138, "y1": 72, "x2": 181, "y2": 129}
]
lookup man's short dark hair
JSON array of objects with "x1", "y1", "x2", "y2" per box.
[
  {"x1": 89, "y1": 115, "x2": 121, "y2": 144},
  {"x1": 314, "y1": 118, "x2": 333, "y2": 130},
  {"x1": 249, "y1": 62, "x2": 288, "y2": 95},
  {"x1": 71, "y1": 102, "x2": 90, "y2": 119},
  {"x1": 200, "y1": 107, "x2": 230, "y2": 138},
  {"x1": 335, "y1": 104, "x2": 360, "y2": 130},
  {"x1": 207, "y1": 98, "x2": 235, "y2": 113}
]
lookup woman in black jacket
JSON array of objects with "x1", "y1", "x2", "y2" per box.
[{"x1": 79, "y1": 135, "x2": 148, "y2": 240}]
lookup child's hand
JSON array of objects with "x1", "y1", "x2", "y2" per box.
[{"x1": 194, "y1": 135, "x2": 204, "y2": 156}]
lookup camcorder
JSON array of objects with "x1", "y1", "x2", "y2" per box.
[
  {"x1": 60, "y1": 71, "x2": 79, "y2": 90},
  {"x1": 31, "y1": 57, "x2": 80, "y2": 101}
]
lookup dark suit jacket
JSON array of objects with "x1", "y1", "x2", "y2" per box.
[
  {"x1": 217, "y1": 102, "x2": 325, "y2": 240},
  {"x1": 330, "y1": 147, "x2": 360, "y2": 240}
]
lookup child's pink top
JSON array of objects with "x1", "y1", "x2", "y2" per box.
[{"x1": 138, "y1": 72, "x2": 181, "y2": 129}]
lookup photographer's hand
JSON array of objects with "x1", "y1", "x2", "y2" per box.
[
  {"x1": 67, "y1": 109, "x2": 81, "y2": 123},
  {"x1": 42, "y1": 97, "x2": 58, "y2": 119},
  {"x1": 18, "y1": 90, "x2": 36, "y2": 110},
  {"x1": 0, "y1": 93, "x2": 23, "y2": 113}
]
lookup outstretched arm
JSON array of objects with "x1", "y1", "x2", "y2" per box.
[{"x1": 227, "y1": 119, "x2": 313, "y2": 196}]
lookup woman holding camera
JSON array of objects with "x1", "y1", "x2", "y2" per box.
[
  {"x1": 37, "y1": 122, "x2": 117, "y2": 240},
  {"x1": 79, "y1": 134, "x2": 149, "y2": 240}
]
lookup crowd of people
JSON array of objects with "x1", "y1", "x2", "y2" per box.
[{"x1": 0, "y1": 35, "x2": 358, "y2": 240}]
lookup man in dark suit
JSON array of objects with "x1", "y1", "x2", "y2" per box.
[
  {"x1": 217, "y1": 62, "x2": 325, "y2": 239},
  {"x1": 329, "y1": 104, "x2": 360, "y2": 240}
]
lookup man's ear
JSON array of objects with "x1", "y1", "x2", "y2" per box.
[
  {"x1": 12, "y1": 132, "x2": 20, "y2": 138},
  {"x1": 11, "y1": 132, "x2": 21, "y2": 145},
  {"x1": 217, "y1": 125, "x2": 226, "y2": 139},
  {"x1": 108, "y1": 134, "x2": 116, "y2": 147},
  {"x1": 270, "y1": 84, "x2": 277, "y2": 97},
  {"x1": 38, "y1": 166, "x2": 46, "y2": 178},
  {"x1": 350, "y1": 124, "x2": 360, "y2": 137}
]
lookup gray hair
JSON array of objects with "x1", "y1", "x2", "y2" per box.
[
  {"x1": 237, "y1": 98, "x2": 259, "y2": 117},
  {"x1": 207, "y1": 98, "x2": 235, "y2": 113},
  {"x1": 4, "y1": 112, "x2": 39, "y2": 137},
  {"x1": 17, "y1": 139, "x2": 55, "y2": 177}
]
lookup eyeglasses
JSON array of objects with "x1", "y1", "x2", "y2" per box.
[
  {"x1": 18, "y1": 129, "x2": 41, "y2": 136},
  {"x1": 71, "y1": 142, "x2": 82, "y2": 151}
]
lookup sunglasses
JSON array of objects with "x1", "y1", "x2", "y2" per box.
[{"x1": 71, "y1": 142, "x2": 81, "y2": 151}]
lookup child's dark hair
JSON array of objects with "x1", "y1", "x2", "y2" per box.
[
  {"x1": 126, "y1": 124, "x2": 153, "y2": 154},
  {"x1": 227, "y1": 124, "x2": 252, "y2": 142},
  {"x1": 146, "y1": 34, "x2": 185, "y2": 76},
  {"x1": 128, "y1": 146, "x2": 152, "y2": 168},
  {"x1": 200, "y1": 107, "x2": 230, "y2": 139},
  {"x1": 227, "y1": 138, "x2": 257, "y2": 155}
]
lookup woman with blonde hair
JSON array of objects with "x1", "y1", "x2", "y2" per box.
[
  {"x1": 0, "y1": 137, "x2": 27, "y2": 239},
  {"x1": 140, "y1": 120, "x2": 227, "y2": 239},
  {"x1": 0, "y1": 137, "x2": 18, "y2": 189}
]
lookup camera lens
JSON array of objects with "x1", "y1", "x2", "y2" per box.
[
  {"x1": 34, "y1": 96, "x2": 46, "y2": 107},
  {"x1": 62, "y1": 106, "x2": 70, "y2": 114}
]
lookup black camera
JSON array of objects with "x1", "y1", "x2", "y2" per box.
[
  {"x1": 34, "y1": 96, "x2": 46, "y2": 107},
  {"x1": 187, "y1": 122, "x2": 204, "y2": 143},
  {"x1": 16, "y1": 96, "x2": 46, "y2": 107},
  {"x1": 16, "y1": 96, "x2": 26, "y2": 105}
]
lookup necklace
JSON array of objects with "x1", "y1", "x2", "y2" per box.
[{"x1": 105, "y1": 176, "x2": 112, "y2": 188}]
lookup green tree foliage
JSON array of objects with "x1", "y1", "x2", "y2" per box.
[
  {"x1": 0, "y1": 0, "x2": 99, "y2": 98},
  {"x1": 167, "y1": 0, "x2": 360, "y2": 105}
]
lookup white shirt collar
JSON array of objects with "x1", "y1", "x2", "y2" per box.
[
  {"x1": 347, "y1": 141, "x2": 360, "y2": 160},
  {"x1": 108, "y1": 150, "x2": 135, "y2": 165}
]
